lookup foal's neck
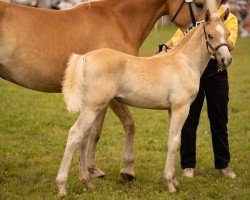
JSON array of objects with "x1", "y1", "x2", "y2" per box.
[
  {"x1": 173, "y1": 26, "x2": 211, "y2": 76},
  {"x1": 110, "y1": 0, "x2": 166, "y2": 49}
]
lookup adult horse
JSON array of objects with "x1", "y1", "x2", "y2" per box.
[{"x1": 0, "y1": 0, "x2": 218, "y2": 182}]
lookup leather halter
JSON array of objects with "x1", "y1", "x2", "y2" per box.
[
  {"x1": 171, "y1": 0, "x2": 197, "y2": 27},
  {"x1": 203, "y1": 24, "x2": 229, "y2": 56}
]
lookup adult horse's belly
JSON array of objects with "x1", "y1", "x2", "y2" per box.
[
  {"x1": 0, "y1": 32, "x2": 82, "y2": 92},
  {"x1": 0, "y1": 58, "x2": 66, "y2": 92}
]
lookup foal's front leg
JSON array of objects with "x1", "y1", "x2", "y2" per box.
[{"x1": 164, "y1": 105, "x2": 190, "y2": 193}]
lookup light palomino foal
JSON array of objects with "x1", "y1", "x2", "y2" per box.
[
  {"x1": 60, "y1": 9, "x2": 232, "y2": 195},
  {"x1": 0, "y1": 0, "x2": 219, "y2": 181}
]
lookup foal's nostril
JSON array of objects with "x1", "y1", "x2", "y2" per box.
[
  {"x1": 229, "y1": 57, "x2": 232, "y2": 65},
  {"x1": 221, "y1": 58, "x2": 225, "y2": 64}
]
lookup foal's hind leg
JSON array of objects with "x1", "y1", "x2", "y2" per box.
[
  {"x1": 56, "y1": 109, "x2": 99, "y2": 196},
  {"x1": 85, "y1": 100, "x2": 135, "y2": 180},
  {"x1": 84, "y1": 108, "x2": 107, "y2": 179},
  {"x1": 109, "y1": 100, "x2": 135, "y2": 181}
]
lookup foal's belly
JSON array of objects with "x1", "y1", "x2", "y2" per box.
[{"x1": 115, "y1": 93, "x2": 170, "y2": 110}]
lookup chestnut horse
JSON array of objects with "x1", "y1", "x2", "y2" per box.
[{"x1": 0, "y1": 0, "x2": 218, "y2": 182}]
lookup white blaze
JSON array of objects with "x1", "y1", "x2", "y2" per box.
[{"x1": 216, "y1": 25, "x2": 226, "y2": 43}]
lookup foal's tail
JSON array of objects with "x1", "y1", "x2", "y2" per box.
[{"x1": 62, "y1": 54, "x2": 86, "y2": 113}]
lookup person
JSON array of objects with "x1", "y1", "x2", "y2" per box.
[{"x1": 164, "y1": 0, "x2": 238, "y2": 178}]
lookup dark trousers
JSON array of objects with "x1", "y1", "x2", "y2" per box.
[{"x1": 180, "y1": 59, "x2": 230, "y2": 169}]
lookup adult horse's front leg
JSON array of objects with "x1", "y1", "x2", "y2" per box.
[
  {"x1": 163, "y1": 105, "x2": 190, "y2": 193},
  {"x1": 109, "y1": 100, "x2": 135, "y2": 181}
]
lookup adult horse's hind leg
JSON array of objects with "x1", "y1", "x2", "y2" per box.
[
  {"x1": 109, "y1": 100, "x2": 135, "y2": 181},
  {"x1": 56, "y1": 108, "x2": 99, "y2": 196}
]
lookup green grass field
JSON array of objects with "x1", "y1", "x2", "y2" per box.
[{"x1": 0, "y1": 25, "x2": 250, "y2": 200}]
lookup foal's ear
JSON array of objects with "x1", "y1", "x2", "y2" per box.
[
  {"x1": 205, "y1": 10, "x2": 211, "y2": 23},
  {"x1": 220, "y1": 8, "x2": 230, "y2": 22}
]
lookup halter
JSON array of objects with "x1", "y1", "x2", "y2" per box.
[
  {"x1": 171, "y1": 0, "x2": 197, "y2": 27},
  {"x1": 203, "y1": 24, "x2": 229, "y2": 57}
]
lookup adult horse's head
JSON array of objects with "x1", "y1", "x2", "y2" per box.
[
  {"x1": 167, "y1": 0, "x2": 225, "y2": 30},
  {"x1": 203, "y1": 8, "x2": 232, "y2": 68}
]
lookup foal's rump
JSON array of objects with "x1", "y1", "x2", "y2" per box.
[{"x1": 62, "y1": 49, "x2": 130, "y2": 113}]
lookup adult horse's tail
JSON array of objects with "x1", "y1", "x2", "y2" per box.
[{"x1": 62, "y1": 54, "x2": 86, "y2": 113}]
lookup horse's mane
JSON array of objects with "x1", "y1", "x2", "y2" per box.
[{"x1": 172, "y1": 26, "x2": 201, "y2": 53}]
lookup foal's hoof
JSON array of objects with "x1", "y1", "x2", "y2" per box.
[
  {"x1": 56, "y1": 181, "x2": 67, "y2": 197},
  {"x1": 168, "y1": 186, "x2": 177, "y2": 193},
  {"x1": 89, "y1": 167, "x2": 106, "y2": 179},
  {"x1": 120, "y1": 168, "x2": 135, "y2": 182},
  {"x1": 165, "y1": 180, "x2": 178, "y2": 193},
  {"x1": 85, "y1": 181, "x2": 96, "y2": 189},
  {"x1": 58, "y1": 191, "x2": 67, "y2": 197},
  {"x1": 172, "y1": 175, "x2": 179, "y2": 188},
  {"x1": 57, "y1": 187, "x2": 67, "y2": 197},
  {"x1": 164, "y1": 177, "x2": 178, "y2": 193}
]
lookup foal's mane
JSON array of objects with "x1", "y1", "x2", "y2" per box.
[{"x1": 169, "y1": 25, "x2": 202, "y2": 55}]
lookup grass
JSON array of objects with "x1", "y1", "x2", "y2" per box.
[{"x1": 0, "y1": 25, "x2": 250, "y2": 200}]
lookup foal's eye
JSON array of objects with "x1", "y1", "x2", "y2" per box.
[
  {"x1": 208, "y1": 34, "x2": 213, "y2": 39},
  {"x1": 195, "y1": 2, "x2": 204, "y2": 10}
]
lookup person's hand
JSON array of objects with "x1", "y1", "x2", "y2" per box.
[{"x1": 155, "y1": 40, "x2": 174, "y2": 54}]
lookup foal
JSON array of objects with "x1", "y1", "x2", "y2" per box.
[{"x1": 59, "y1": 10, "x2": 232, "y2": 195}]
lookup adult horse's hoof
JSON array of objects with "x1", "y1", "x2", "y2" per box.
[
  {"x1": 121, "y1": 173, "x2": 135, "y2": 182},
  {"x1": 89, "y1": 167, "x2": 106, "y2": 179},
  {"x1": 120, "y1": 168, "x2": 135, "y2": 181}
]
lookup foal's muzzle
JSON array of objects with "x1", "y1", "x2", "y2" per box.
[{"x1": 215, "y1": 46, "x2": 232, "y2": 69}]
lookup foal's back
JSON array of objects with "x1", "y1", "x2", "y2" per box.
[{"x1": 68, "y1": 48, "x2": 196, "y2": 110}]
